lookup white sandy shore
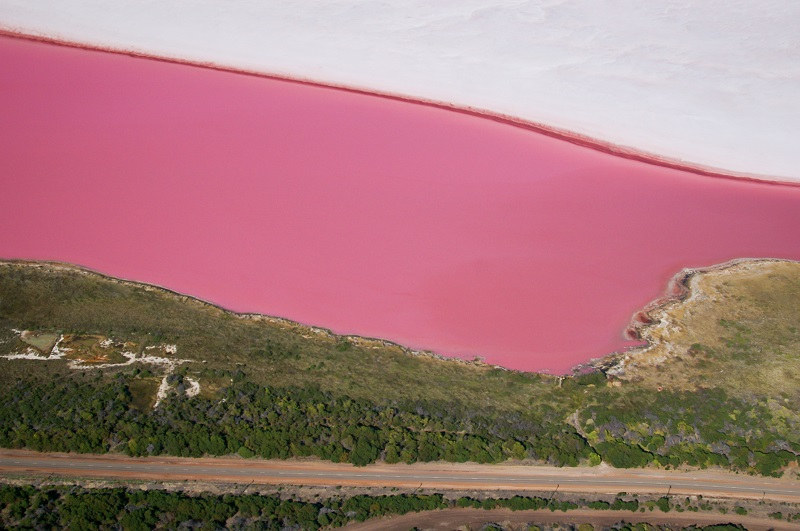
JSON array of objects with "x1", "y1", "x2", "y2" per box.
[{"x1": 1, "y1": 1, "x2": 798, "y2": 181}]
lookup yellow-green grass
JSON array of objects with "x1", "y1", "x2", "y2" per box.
[
  {"x1": 609, "y1": 260, "x2": 800, "y2": 403},
  {"x1": 19, "y1": 330, "x2": 59, "y2": 353},
  {"x1": 127, "y1": 377, "x2": 161, "y2": 411},
  {"x1": 3, "y1": 259, "x2": 800, "y2": 475},
  {"x1": 2, "y1": 259, "x2": 799, "y2": 421},
  {"x1": 0, "y1": 261, "x2": 559, "y2": 414}
]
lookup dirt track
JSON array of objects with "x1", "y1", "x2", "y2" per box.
[
  {"x1": 345, "y1": 507, "x2": 798, "y2": 531},
  {"x1": 2, "y1": 449, "x2": 800, "y2": 503}
]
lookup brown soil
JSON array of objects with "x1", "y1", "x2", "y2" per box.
[
  {"x1": 345, "y1": 507, "x2": 798, "y2": 531},
  {"x1": 2, "y1": 450, "x2": 800, "y2": 502}
]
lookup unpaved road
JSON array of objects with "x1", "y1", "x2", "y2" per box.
[
  {"x1": 1, "y1": 450, "x2": 799, "y2": 502},
  {"x1": 346, "y1": 508, "x2": 799, "y2": 531}
]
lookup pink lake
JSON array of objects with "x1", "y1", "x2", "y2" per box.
[{"x1": 2, "y1": 34, "x2": 800, "y2": 373}]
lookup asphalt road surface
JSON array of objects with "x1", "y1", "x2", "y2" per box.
[{"x1": 1, "y1": 450, "x2": 799, "y2": 502}]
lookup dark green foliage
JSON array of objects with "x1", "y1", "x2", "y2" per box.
[
  {"x1": 587, "y1": 501, "x2": 611, "y2": 510},
  {"x1": 580, "y1": 386, "x2": 797, "y2": 475},
  {"x1": 340, "y1": 494, "x2": 446, "y2": 521},
  {"x1": 584, "y1": 498, "x2": 638, "y2": 512},
  {"x1": 547, "y1": 500, "x2": 579, "y2": 512},
  {"x1": 0, "y1": 485, "x2": 450, "y2": 529},
  {"x1": 0, "y1": 485, "x2": 696, "y2": 530},
  {"x1": 655, "y1": 497, "x2": 671, "y2": 513},
  {"x1": 594, "y1": 440, "x2": 653, "y2": 468},
  {"x1": 574, "y1": 370, "x2": 607, "y2": 387},
  {"x1": 1, "y1": 263, "x2": 799, "y2": 476},
  {"x1": 0, "y1": 375, "x2": 589, "y2": 466},
  {"x1": 753, "y1": 450, "x2": 795, "y2": 477},
  {"x1": 610, "y1": 498, "x2": 639, "y2": 512}
]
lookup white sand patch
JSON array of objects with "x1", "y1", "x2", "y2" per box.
[
  {"x1": 67, "y1": 351, "x2": 188, "y2": 371},
  {"x1": 1, "y1": 1, "x2": 798, "y2": 180},
  {"x1": 50, "y1": 334, "x2": 70, "y2": 357},
  {"x1": 3, "y1": 330, "x2": 198, "y2": 409},
  {"x1": 151, "y1": 364, "x2": 196, "y2": 408},
  {"x1": 1, "y1": 347, "x2": 53, "y2": 360},
  {"x1": 184, "y1": 377, "x2": 201, "y2": 398},
  {"x1": 0, "y1": 345, "x2": 189, "y2": 371},
  {"x1": 2, "y1": 334, "x2": 69, "y2": 361},
  {"x1": 153, "y1": 374, "x2": 173, "y2": 409},
  {"x1": 146, "y1": 344, "x2": 177, "y2": 353},
  {"x1": 2, "y1": 334, "x2": 191, "y2": 376}
]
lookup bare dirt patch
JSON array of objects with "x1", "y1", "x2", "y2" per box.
[
  {"x1": 60, "y1": 334, "x2": 130, "y2": 365},
  {"x1": 345, "y1": 507, "x2": 796, "y2": 531}
]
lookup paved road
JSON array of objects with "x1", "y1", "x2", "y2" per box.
[{"x1": 1, "y1": 450, "x2": 799, "y2": 502}]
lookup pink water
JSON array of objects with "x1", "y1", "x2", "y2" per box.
[{"x1": 3, "y1": 35, "x2": 800, "y2": 373}]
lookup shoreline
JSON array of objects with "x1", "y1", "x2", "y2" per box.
[
  {"x1": 1, "y1": 29, "x2": 798, "y2": 188},
  {"x1": 0, "y1": 258, "x2": 500, "y2": 374},
  {"x1": 593, "y1": 257, "x2": 800, "y2": 376},
  {"x1": 621, "y1": 259, "x2": 777, "y2": 343},
  {"x1": 3, "y1": 257, "x2": 796, "y2": 377}
]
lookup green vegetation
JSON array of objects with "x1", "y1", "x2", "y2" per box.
[
  {"x1": 612, "y1": 260, "x2": 800, "y2": 400},
  {"x1": 1, "y1": 484, "x2": 737, "y2": 529},
  {"x1": 0, "y1": 375, "x2": 587, "y2": 465},
  {"x1": 0, "y1": 484, "x2": 448, "y2": 529},
  {"x1": 18, "y1": 330, "x2": 58, "y2": 352},
  {"x1": 1, "y1": 261, "x2": 800, "y2": 474}
]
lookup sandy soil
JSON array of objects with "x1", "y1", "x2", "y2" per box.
[
  {"x1": 1, "y1": 450, "x2": 799, "y2": 503},
  {"x1": 345, "y1": 507, "x2": 798, "y2": 531}
]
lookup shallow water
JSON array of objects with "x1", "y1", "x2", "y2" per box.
[{"x1": 3, "y1": 35, "x2": 800, "y2": 373}]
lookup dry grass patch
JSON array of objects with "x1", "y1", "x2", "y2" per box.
[
  {"x1": 609, "y1": 259, "x2": 800, "y2": 401},
  {"x1": 19, "y1": 330, "x2": 59, "y2": 353},
  {"x1": 128, "y1": 377, "x2": 160, "y2": 410},
  {"x1": 60, "y1": 334, "x2": 131, "y2": 365}
]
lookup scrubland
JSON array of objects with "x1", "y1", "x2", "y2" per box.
[{"x1": 1, "y1": 259, "x2": 799, "y2": 477}]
